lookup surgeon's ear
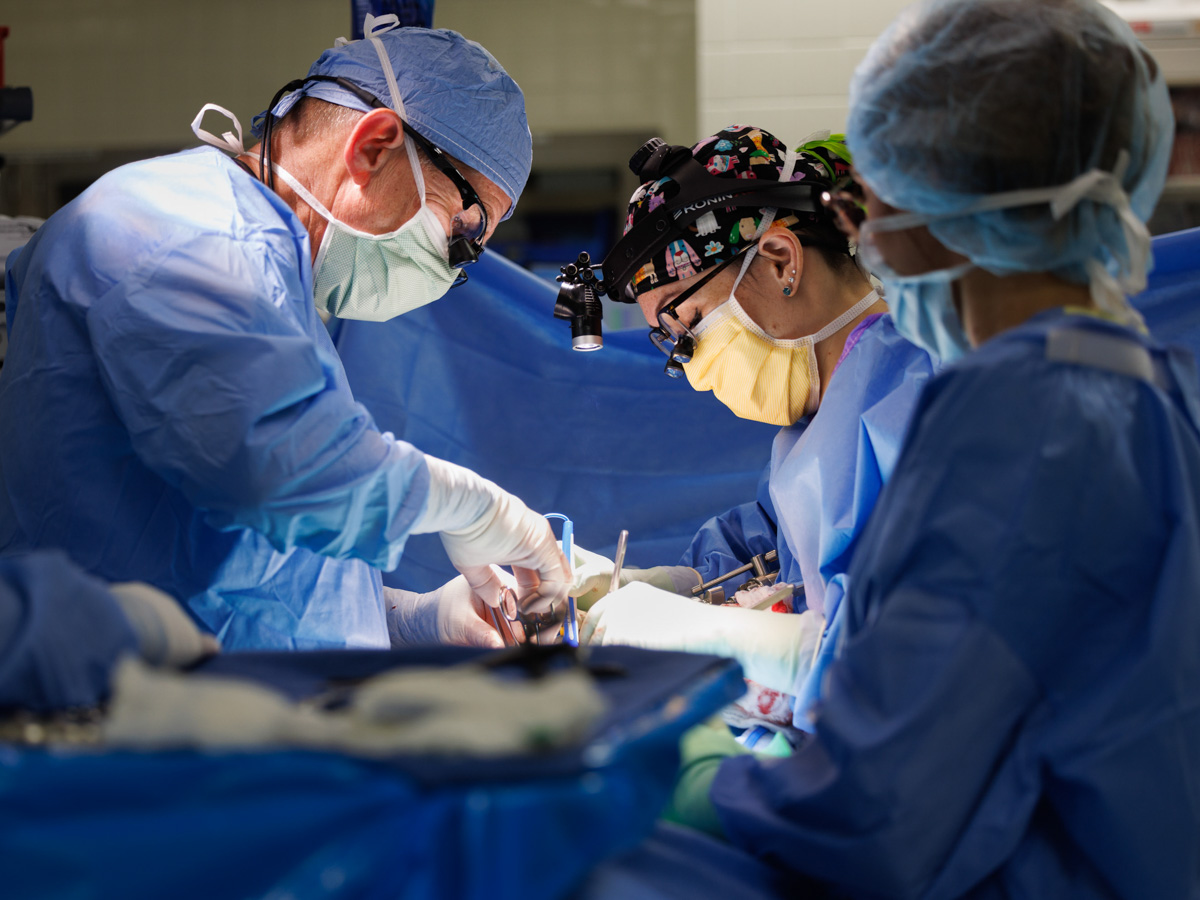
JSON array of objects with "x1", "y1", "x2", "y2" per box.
[
  {"x1": 757, "y1": 230, "x2": 803, "y2": 296},
  {"x1": 344, "y1": 108, "x2": 405, "y2": 187}
]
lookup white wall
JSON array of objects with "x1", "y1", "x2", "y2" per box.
[
  {"x1": 4, "y1": 1, "x2": 1193, "y2": 160},
  {"x1": 436, "y1": 0, "x2": 697, "y2": 146},
  {"x1": 697, "y1": 0, "x2": 912, "y2": 145}
]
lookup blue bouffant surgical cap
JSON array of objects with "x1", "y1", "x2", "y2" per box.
[
  {"x1": 269, "y1": 18, "x2": 532, "y2": 219},
  {"x1": 846, "y1": 0, "x2": 1174, "y2": 291}
]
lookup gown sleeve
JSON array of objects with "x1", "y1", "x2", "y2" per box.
[{"x1": 87, "y1": 232, "x2": 430, "y2": 571}]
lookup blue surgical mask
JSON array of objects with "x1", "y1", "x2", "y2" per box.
[
  {"x1": 882, "y1": 267, "x2": 974, "y2": 364},
  {"x1": 856, "y1": 219, "x2": 973, "y2": 362}
]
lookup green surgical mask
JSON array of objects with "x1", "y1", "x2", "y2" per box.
[{"x1": 272, "y1": 140, "x2": 458, "y2": 322}]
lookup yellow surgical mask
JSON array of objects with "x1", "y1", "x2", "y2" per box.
[
  {"x1": 678, "y1": 143, "x2": 877, "y2": 426},
  {"x1": 684, "y1": 287, "x2": 880, "y2": 425}
]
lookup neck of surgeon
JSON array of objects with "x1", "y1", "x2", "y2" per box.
[
  {"x1": 741, "y1": 231, "x2": 885, "y2": 404},
  {"x1": 957, "y1": 267, "x2": 1095, "y2": 348}
]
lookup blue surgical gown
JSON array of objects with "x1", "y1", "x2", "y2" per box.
[
  {"x1": 0, "y1": 148, "x2": 430, "y2": 650},
  {"x1": 0, "y1": 550, "x2": 137, "y2": 710},
  {"x1": 713, "y1": 309, "x2": 1200, "y2": 899},
  {"x1": 681, "y1": 314, "x2": 937, "y2": 726}
]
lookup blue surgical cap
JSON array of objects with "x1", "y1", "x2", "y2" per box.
[
  {"x1": 270, "y1": 22, "x2": 532, "y2": 219},
  {"x1": 846, "y1": 0, "x2": 1174, "y2": 287}
]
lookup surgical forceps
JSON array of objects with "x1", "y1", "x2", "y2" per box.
[
  {"x1": 495, "y1": 587, "x2": 566, "y2": 646},
  {"x1": 488, "y1": 594, "x2": 523, "y2": 647},
  {"x1": 485, "y1": 513, "x2": 577, "y2": 647}
]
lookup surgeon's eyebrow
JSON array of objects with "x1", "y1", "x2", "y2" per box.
[
  {"x1": 653, "y1": 293, "x2": 681, "y2": 318},
  {"x1": 467, "y1": 190, "x2": 507, "y2": 243},
  {"x1": 491, "y1": 195, "x2": 511, "y2": 224}
]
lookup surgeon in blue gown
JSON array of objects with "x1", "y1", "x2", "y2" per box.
[
  {"x1": 577, "y1": 129, "x2": 937, "y2": 749},
  {"x1": 658, "y1": 2, "x2": 1200, "y2": 898},
  {"x1": 0, "y1": 19, "x2": 570, "y2": 651}
]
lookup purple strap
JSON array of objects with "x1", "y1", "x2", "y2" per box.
[{"x1": 835, "y1": 313, "x2": 885, "y2": 371}]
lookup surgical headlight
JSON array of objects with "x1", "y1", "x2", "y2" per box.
[
  {"x1": 554, "y1": 252, "x2": 605, "y2": 351},
  {"x1": 552, "y1": 135, "x2": 825, "y2": 351}
]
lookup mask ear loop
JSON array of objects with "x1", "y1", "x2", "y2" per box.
[{"x1": 728, "y1": 148, "x2": 799, "y2": 298}]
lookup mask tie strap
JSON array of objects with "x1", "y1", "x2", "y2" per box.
[
  {"x1": 729, "y1": 149, "x2": 800, "y2": 297},
  {"x1": 869, "y1": 158, "x2": 1149, "y2": 329},
  {"x1": 867, "y1": 163, "x2": 1130, "y2": 234},
  {"x1": 191, "y1": 104, "x2": 246, "y2": 157},
  {"x1": 811, "y1": 289, "x2": 881, "y2": 344},
  {"x1": 756, "y1": 148, "x2": 798, "y2": 236},
  {"x1": 364, "y1": 12, "x2": 401, "y2": 37},
  {"x1": 271, "y1": 163, "x2": 337, "y2": 221},
  {"x1": 335, "y1": 12, "x2": 400, "y2": 47},
  {"x1": 365, "y1": 15, "x2": 406, "y2": 119},
  {"x1": 1048, "y1": 151, "x2": 1149, "y2": 326},
  {"x1": 403, "y1": 139, "x2": 427, "y2": 205},
  {"x1": 362, "y1": 15, "x2": 427, "y2": 205}
]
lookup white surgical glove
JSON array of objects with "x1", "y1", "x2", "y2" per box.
[
  {"x1": 107, "y1": 582, "x2": 221, "y2": 668},
  {"x1": 414, "y1": 456, "x2": 569, "y2": 616},
  {"x1": 580, "y1": 581, "x2": 822, "y2": 694},
  {"x1": 569, "y1": 544, "x2": 702, "y2": 610},
  {"x1": 384, "y1": 575, "x2": 506, "y2": 649}
]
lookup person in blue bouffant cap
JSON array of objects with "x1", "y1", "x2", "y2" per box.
[{"x1": 654, "y1": 2, "x2": 1200, "y2": 898}]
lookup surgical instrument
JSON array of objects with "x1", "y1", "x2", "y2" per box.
[
  {"x1": 545, "y1": 513, "x2": 578, "y2": 646},
  {"x1": 488, "y1": 602, "x2": 522, "y2": 648},
  {"x1": 690, "y1": 549, "x2": 779, "y2": 605},
  {"x1": 610, "y1": 529, "x2": 629, "y2": 597}
]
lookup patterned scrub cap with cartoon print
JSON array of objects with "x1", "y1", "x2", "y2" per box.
[{"x1": 622, "y1": 126, "x2": 852, "y2": 296}]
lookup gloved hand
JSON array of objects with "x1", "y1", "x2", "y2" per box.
[
  {"x1": 661, "y1": 720, "x2": 751, "y2": 839},
  {"x1": 414, "y1": 455, "x2": 569, "y2": 616},
  {"x1": 384, "y1": 574, "x2": 507, "y2": 649},
  {"x1": 107, "y1": 582, "x2": 221, "y2": 668},
  {"x1": 580, "y1": 582, "x2": 822, "y2": 694},
  {"x1": 569, "y1": 544, "x2": 703, "y2": 611}
]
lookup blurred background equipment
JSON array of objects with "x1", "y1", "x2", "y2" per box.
[
  {"x1": 0, "y1": 24, "x2": 36, "y2": 372},
  {"x1": 0, "y1": 26, "x2": 32, "y2": 136},
  {"x1": 350, "y1": 0, "x2": 436, "y2": 33}
]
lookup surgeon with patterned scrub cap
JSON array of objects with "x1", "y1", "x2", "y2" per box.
[
  {"x1": 576, "y1": 126, "x2": 939, "y2": 758},
  {"x1": 0, "y1": 15, "x2": 569, "y2": 652}
]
